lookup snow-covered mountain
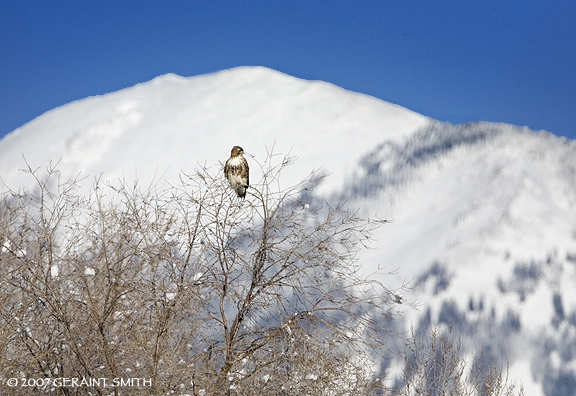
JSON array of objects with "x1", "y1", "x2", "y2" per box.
[
  {"x1": 0, "y1": 66, "x2": 426, "y2": 195},
  {"x1": 1, "y1": 66, "x2": 575, "y2": 396},
  {"x1": 344, "y1": 122, "x2": 576, "y2": 396}
]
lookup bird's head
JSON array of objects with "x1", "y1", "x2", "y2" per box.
[{"x1": 231, "y1": 146, "x2": 244, "y2": 157}]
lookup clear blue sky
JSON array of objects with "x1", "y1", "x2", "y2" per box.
[{"x1": 1, "y1": 1, "x2": 575, "y2": 140}]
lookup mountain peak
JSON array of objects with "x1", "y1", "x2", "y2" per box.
[{"x1": 0, "y1": 67, "x2": 428, "y2": 193}]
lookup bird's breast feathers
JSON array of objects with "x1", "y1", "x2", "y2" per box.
[
  {"x1": 227, "y1": 173, "x2": 246, "y2": 187},
  {"x1": 226, "y1": 156, "x2": 245, "y2": 167},
  {"x1": 225, "y1": 156, "x2": 249, "y2": 187}
]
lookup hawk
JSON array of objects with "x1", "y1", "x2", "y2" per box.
[{"x1": 224, "y1": 146, "x2": 249, "y2": 199}]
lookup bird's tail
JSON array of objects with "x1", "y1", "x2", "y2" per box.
[{"x1": 237, "y1": 185, "x2": 248, "y2": 199}]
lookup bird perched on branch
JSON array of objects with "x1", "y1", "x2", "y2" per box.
[{"x1": 224, "y1": 146, "x2": 250, "y2": 199}]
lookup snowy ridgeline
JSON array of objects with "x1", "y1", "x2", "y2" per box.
[
  {"x1": 0, "y1": 66, "x2": 428, "y2": 196},
  {"x1": 342, "y1": 121, "x2": 576, "y2": 396},
  {"x1": 1, "y1": 67, "x2": 576, "y2": 395}
]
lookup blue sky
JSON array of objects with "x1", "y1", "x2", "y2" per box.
[{"x1": 1, "y1": 1, "x2": 575, "y2": 140}]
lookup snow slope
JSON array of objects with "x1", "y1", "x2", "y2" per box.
[
  {"x1": 2, "y1": 67, "x2": 576, "y2": 395},
  {"x1": 343, "y1": 122, "x2": 576, "y2": 396},
  {"x1": 0, "y1": 66, "x2": 427, "y2": 195}
]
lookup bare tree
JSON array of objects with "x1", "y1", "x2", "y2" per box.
[
  {"x1": 0, "y1": 153, "x2": 404, "y2": 395},
  {"x1": 0, "y1": 153, "x2": 525, "y2": 396},
  {"x1": 394, "y1": 328, "x2": 525, "y2": 396},
  {"x1": 165, "y1": 152, "x2": 404, "y2": 394}
]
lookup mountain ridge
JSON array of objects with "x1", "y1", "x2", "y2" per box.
[
  {"x1": 343, "y1": 120, "x2": 576, "y2": 396},
  {"x1": 0, "y1": 66, "x2": 428, "y2": 196}
]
